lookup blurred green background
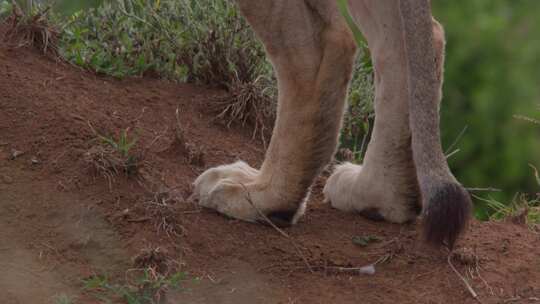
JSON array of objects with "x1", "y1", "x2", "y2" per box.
[{"x1": 432, "y1": 1, "x2": 540, "y2": 218}]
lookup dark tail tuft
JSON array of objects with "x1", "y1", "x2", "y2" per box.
[{"x1": 423, "y1": 182, "x2": 472, "y2": 249}]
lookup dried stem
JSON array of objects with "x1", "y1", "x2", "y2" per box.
[
  {"x1": 447, "y1": 252, "x2": 481, "y2": 303},
  {"x1": 240, "y1": 184, "x2": 313, "y2": 273}
]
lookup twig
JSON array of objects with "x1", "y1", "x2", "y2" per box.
[
  {"x1": 323, "y1": 265, "x2": 375, "y2": 275},
  {"x1": 240, "y1": 184, "x2": 314, "y2": 273},
  {"x1": 476, "y1": 266, "x2": 494, "y2": 296},
  {"x1": 445, "y1": 125, "x2": 468, "y2": 155},
  {"x1": 174, "y1": 108, "x2": 186, "y2": 145},
  {"x1": 127, "y1": 217, "x2": 151, "y2": 223},
  {"x1": 447, "y1": 253, "x2": 481, "y2": 303},
  {"x1": 513, "y1": 114, "x2": 540, "y2": 125},
  {"x1": 358, "y1": 119, "x2": 371, "y2": 161},
  {"x1": 143, "y1": 126, "x2": 169, "y2": 154},
  {"x1": 466, "y1": 187, "x2": 502, "y2": 192},
  {"x1": 445, "y1": 148, "x2": 460, "y2": 159}
]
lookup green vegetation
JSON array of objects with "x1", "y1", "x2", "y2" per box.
[
  {"x1": 480, "y1": 193, "x2": 540, "y2": 227},
  {"x1": 479, "y1": 164, "x2": 540, "y2": 226},
  {"x1": 84, "y1": 128, "x2": 141, "y2": 179},
  {"x1": 99, "y1": 129, "x2": 138, "y2": 160},
  {"x1": 0, "y1": 1, "x2": 12, "y2": 17},
  {"x1": 83, "y1": 270, "x2": 187, "y2": 304},
  {"x1": 352, "y1": 235, "x2": 381, "y2": 247},
  {"x1": 432, "y1": 1, "x2": 540, "y2": 218},
  {"x1": 1, "y1": 0, "x2": 538, "y2": 221},
  {"x1": 53, "y1": 294, "x2": 75, "y2": 304},
  {"x1": 58, "y1": 1, "x2": 185, "y2": 78},
  {"x1": 60, "y1": 0, "x2": 262, "y2": 82}
]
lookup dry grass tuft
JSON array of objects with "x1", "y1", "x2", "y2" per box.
[
  {"x1": 3, "y1": 3, "x2": 59, "y2": 56},
  {"x1": 213, "y1": 79, "x2": 276, "y2": 147},
  {"x1": 84, "y1": 126, "x2": 145, "y2": 188},
  {"x1": 173, "y1": 108, "x2": 205, "y2": 166},
  {"x1": 133, "y1": 247, "x2": 171, "y2": 275},
  {"x1": 83, "y1": 144, "x2": 142, "y2": 188},
  {"x1": 452, "y1": 247, "x2": 483, "y2": 267},
  {"x1": 142, "y1": 191, "x2": 187, "y2": 238}
]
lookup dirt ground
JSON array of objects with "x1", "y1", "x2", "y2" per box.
[{"x1": 1, "y1": 39, "x2": 539, "y2": 304}]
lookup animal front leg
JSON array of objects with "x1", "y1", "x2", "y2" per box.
[{"x1": 192, "y1": 1, "x2": 357, "y2": 226}]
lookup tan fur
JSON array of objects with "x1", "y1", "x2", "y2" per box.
[
  {"x1": 193, "y1": 0, "x2": 357, "y2": 223},
  {"x1": 192, "y1": 0, "x2": 470, "y2": 245}
]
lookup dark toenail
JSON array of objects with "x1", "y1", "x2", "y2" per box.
[
  {"x1": 359, "y1": 208, "x2": 385, "y2": 221},
  {"x1": 260, "y1": 210, "x2": 297, "y2": 228}
]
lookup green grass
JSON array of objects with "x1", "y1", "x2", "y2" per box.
[
  {"x1": 59, "y1": 0, "x2": 187, "y2": 78},
  {"x1": 335, "y1": 0, "x2": 374, "y2": 164},
  {"x1": 473, "y1": 164, "x2": 540, "y2": 226},
  {"x1": 84, "y1": 128, "x2": 141, "y2": 178},
  {"x1": 475, "y1": 193, "x2": 540, "y2": 227},
  {"x1": 99, "y1": 129, "x2": 138, "y2": 159},
  {"x1": 338, "y1": 60, "x2": 374, "y2": 163},
  {"x1": 0, "y1": 0, "x2": 12, "y2": 18},
  {"x1": 83, "y1": 269, "x2": 187, "y2": 304},
  {"x1": 58, "y1": 0, "x2": 270, "y2": 86}
]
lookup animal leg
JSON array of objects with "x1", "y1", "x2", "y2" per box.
[{"x1": 193, "y1": 1, "x2": 357, "y2": 226}]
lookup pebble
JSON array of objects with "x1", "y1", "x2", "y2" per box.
[
  {"x1": 10, "y1": 149, "x2": 24, "y2": 160},
  {"x1": 2, "y1": 175, "x2": 13, "y2": 184}
]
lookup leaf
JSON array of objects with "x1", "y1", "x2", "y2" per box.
[
  {"x1": 83, "y1": 275, "x2": 108, "y2": 290},
  {"x1": 352, "y1": 235, "x2": 381, "y2": 247},
  {"x1": 336, "y1": 0, "x2": 367, "y2": 47}
]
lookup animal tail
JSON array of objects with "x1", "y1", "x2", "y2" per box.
[{"x1": 399, "y1": 0, "x2": 472, "y2": 249}]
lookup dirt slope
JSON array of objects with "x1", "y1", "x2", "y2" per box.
[{"x1": 0, "y1": 42, "x2": 539, "y2": 304}]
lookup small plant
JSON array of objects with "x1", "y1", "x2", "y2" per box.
[
  {"x1": 0, "y1": 0, "x2": 13, "y2": 19},
  {"x1": 2, "y1": 1, "x2": 60, "y2": 56},
  {"x1": 477, "y1": 114, "x2": 540, "y2": 227},
  {"x1": 212, "y1": 77, "x2": 276, "y2": 146},
  {"x1": 476, "y1": 192, "x2": 540, "y2": 228},
  {"x1": 99, "y1": 129, "x2": 138, "y2": 159},
  {"x1": 337, "y1": 60, "x2": 375, "y2": 164},
  {"x1": 53, "y1": 294, "x2": 75, "y2": 304},
  {"x1": 84, "y1": 128, "x2": 142, "y2": 186},
  {"x1": 352, "y1": 234, "x2": 381, "y2": 247},
  {"x1": 83, "y1": 269, "x2": 187, "y2": 304},
  {"x1": 141, "y1": 191, "x2": 186, "y2": 238}
]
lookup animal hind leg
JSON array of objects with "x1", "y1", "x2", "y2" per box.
[
  {"x1": 192, "y1": 1, "x2": 357, "y2": 226},
  {"x1": 324, "y1": 1, "x2": 436, "y2": 223}
]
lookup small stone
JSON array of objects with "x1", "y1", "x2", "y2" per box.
[
  {"x1": 358, "y1": 264, "x2": 376, "y2": 275},
  {"x1": 2, "y1": 175, "x2": 13, "y2": 184},
  {"x1": 31, "y1": 157, "x2": 40, "y2": 165},
  {"x1": 10, "y1": 149, "x2": 24, "y2": 160}
]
